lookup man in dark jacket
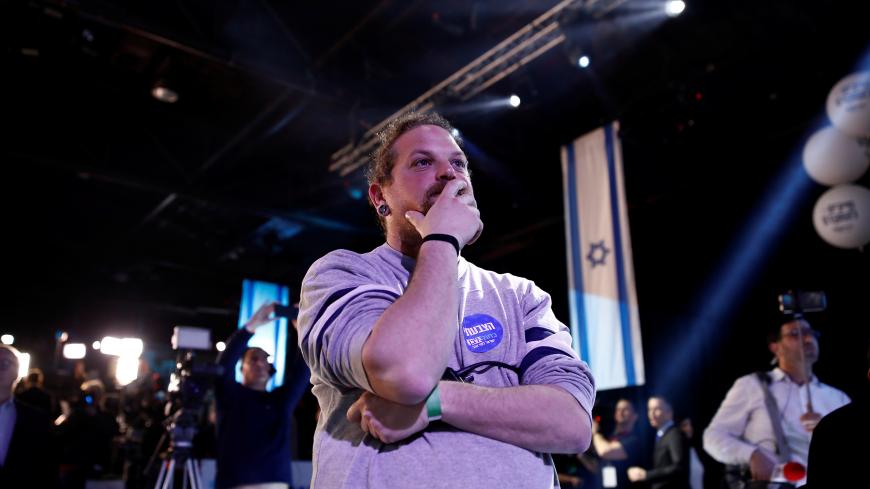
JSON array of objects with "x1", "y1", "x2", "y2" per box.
[
  {"x1": 0, "y1": 345, "x2": 57, "y2": 487},
  {"x1": 16, "y1": 368, "x2": 53, "y2": 414},
  {"x1": 628, "y1": 395, "x2": 691, "y2": 489}
]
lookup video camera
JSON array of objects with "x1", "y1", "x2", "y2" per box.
[
  {"x1": 170, "y1": 327, "x2": 223, "y2": 407},
  {"x1": 163, "y1": 327, "x2": 224, "y2": 459},
  {"x1": 777, "y1": 290, "x2": 827, "y2": 316}
]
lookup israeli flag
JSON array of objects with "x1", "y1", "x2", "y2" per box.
[{"x1": 561, "y1": 122, "x2": 645, "y2": 390}]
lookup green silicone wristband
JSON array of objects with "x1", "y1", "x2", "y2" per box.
[{"x1": 425, "y1": 384, "x2": 442, "y2": 422}]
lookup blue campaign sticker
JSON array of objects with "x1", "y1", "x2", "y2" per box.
[{"x1": 461, "y1": 314, "x2": 503, "y2": 353}]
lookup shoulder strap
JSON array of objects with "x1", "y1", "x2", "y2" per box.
[{"x1": 754, "y1": 371, "x2": 791, "y2": 462}]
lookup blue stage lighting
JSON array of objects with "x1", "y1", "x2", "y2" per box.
[{"x1": 653, "y1": 135, "x2": 819, "y2": 396}]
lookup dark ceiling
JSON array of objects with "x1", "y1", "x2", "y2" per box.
[{"x1": 2, "y1": 0, "x2": 869, "y2": 415}]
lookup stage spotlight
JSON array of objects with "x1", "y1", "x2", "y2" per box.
[
  {"x1": 451, "y1": 128, "x2": 461, "y2": 138},
  {"x1": 578, "y1": 55, "x2": 590, "y2": 68},
  {"x1": 63, "y1": 343, "x2": 87, "y2": 360},
  {"x1": 115, "y1": 356, "x2": 139, "y2": 386},
  {"x1": 151, "y1": 83, "x2": 179, "y2": 104},
  {"x1": 100, "y1": 336, "x2": 121, "y2": 355},
  {"x1": 17, "y1": 353, "x2": 29, "y2": 380},
  {"x1": 509, "y1": 95, "x2": 521, "y2": 108},
  {"x1": 92, "y1": 341, "x2": 101, "y2": 350},
  {"x1": 100, "y1": 336, "x2": 143, "y2": 357},
  {"x1": 119, "y1": 338, "x2": 144, "y2": 358},
  {"x1": 216, "y1": 341, "x2": 226, "y2": 352},
  {"x1": 665, "y1": 0, "x2": 686, "y2": 17},
  {"x1": 1, "y1": 334, "x2": 13, "y2": 345}
]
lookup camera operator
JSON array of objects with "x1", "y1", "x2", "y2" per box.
[
  {"x1": 703, "y1": 316, "x2": 850, "y2": 488},
  {"x1": 215, "y1": 302, "x2": 310, "y2": 489}
]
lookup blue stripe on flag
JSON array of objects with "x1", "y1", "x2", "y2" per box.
[
  {"x1": 565, "y1": 143, "x2": 590, "y2": 362},
  {"x1": 604, "y1": 124, "x2": 636, "y2": 385}
]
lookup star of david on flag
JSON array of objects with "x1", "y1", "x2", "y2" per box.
[{"x1": 587, "y1": 240, "x2": 610, "y2": 268}]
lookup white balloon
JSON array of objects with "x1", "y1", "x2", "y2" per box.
[
  {"x1": 812, "y1": 184, "x2": 870, "y2": 249},
  {"x1": 826, "y1": 72, "x2": 870, "y2": 137},
  {"x1": 802, "y1": 126, "x2": 869, "y2": 186}
]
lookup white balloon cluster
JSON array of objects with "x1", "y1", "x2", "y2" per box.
[{"x1": 805, "y1": 72, "x2": 870, "y2": 249}]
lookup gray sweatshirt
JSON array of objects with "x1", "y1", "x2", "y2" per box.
[{"x1": 298, "y1": 243, "x2": 596, "y2": 488}]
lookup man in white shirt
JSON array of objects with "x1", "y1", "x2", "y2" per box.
[{"x1": 703, "y1": 318, "x2": 850, "y2": 486}]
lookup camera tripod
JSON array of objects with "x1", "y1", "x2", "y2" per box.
[
  {"x1": 147, "y1": 407, "x2": 206, "y2": 489},
  {"x1": 153, "y1": 452, "x2": 204, "y2": 489}
]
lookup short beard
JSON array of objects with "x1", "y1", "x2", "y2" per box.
[
  {"x1": 392, "y1": 223, "x2": 422, "y2": 258},
  {"x1": 394, "y1": 198, "x2": 430, "y2": 255}
]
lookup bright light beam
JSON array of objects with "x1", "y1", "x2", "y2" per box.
[
  {"x1": 654, "y1": 47, "x2": 870, "y2": 397},
  {"x1": 654, "y1": 138, "x2": 818, "y2": 395}
]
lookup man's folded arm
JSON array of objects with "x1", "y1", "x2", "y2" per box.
[
  {"x1": 440, "y1": 382, "x2": 592, "y2": 453},
  {"x1": 299, "y1": 245, "x2": 460, "y2": 405},
  {"x1": 361, "y1": 241, "x2": 461, "y2": 404}
]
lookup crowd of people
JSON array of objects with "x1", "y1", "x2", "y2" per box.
[
  {"x1": 554, "y1": 315, "x2": 866, "y2": 489},
  {"x1": 1, "y1": 344, "x2": 162, "y2": 488},
  {"x1": 0, "y1": 306, "x2": 313, "y2": 489},
  {"x1": 2, "y1": 112, "x2": 866, "y2": 489},
  {"x1": 3, "y1": 311, "x2": 862, "y2": 489}
]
